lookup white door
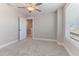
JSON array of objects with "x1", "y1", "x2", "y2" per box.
[{"x1": 20, "y1": 17, "x2": 27, "y2": 40}]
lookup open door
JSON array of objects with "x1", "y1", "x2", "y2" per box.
[
  {"x1": 27, "y1": 19, "x2": 32, "y2": 39},
  {"x1": 19, "y1": 17, "x2": 26, "y2": 40}
]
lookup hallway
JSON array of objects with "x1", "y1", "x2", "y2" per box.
[{"x1": 0, "y1": 39, "x2": 69, "y2": 56}]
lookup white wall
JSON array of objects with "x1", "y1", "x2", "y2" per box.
[
  {"x1": 20, "y1": 17, "x2": 26, "y2": 40},
  {"x1": 63, "y1": 3, "x2": 79, "y2": 56},
  {"x1": 33, "y1": 13, "x2": 57, "y2": 40},
  {"x1": 0, "y1": 4, "x2": 18, "y2": 46},
  {"x1": 57, "y1": 8, "x2": 63, "y2": 43}
]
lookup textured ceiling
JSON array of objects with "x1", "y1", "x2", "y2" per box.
[{"x1": 9, "y1": 3, "x2": 65, "y2": 17}]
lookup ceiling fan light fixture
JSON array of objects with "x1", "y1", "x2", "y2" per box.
[
  {"x1": 27, "y1": 7, "x2": 35, "y2": 11},
  {"x1": 18, "y1": 3, "x2": 42, "y2": 13}
]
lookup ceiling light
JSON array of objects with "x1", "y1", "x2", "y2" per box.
[{"x1": 27, "y1": 7, "x2": 35, "y2": 11}]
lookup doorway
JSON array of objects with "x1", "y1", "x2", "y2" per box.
[{"x1": 27, "y1": 19, "x2": 32, "y2": 39}]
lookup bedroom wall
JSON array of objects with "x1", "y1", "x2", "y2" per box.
[
  {"x1": 33, "y1": 13, "x2": 57, "y2": 40},
  {"x1": 57, "y1": 8, "x2": 63, "y2": 44},
  {"x1": 0, "y1": 4, "x2": 18, "y2": 47},
  {"x1": 63, "y1": 3, "x2": 79, "y2": 56}
]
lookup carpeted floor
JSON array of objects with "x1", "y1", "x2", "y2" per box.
[{"x1": 0, "y1": 39, "x2": 69, "y2": 56}]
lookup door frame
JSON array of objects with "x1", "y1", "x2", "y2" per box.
[{"x1": 18, "y1": 17, "x2": 20, "y2": 40}]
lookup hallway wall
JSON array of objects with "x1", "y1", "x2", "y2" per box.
[{"x1": 0, "y1": 4, "x2": 18, "y2": 46}]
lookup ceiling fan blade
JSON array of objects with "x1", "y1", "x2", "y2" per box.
[
  {"x1": 35, "y1": 3, "x2": 42, "y2": 6},
  {"x1": 18, "y1": 7, "x2": 26, "y2": 8},
  {"x1": 7, "y1": 3, "x2": 13, "y2": 6},
  {"x1": 35, "y1": 8, "x2": 41, "y2": 12}
]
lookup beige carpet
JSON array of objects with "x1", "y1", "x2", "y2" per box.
[{"x1": 0, "y1": 39, "x2": 69, "y2": 56}]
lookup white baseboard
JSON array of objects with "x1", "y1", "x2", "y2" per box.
[
  {"x1": 33, "y1": 38, "x2": 57, "y2": 42},
  {"x1": 62, "y1": 43, "x2": 73, "y2": 56},
  {"x1": 20, "y1": 38, "x2": 26, "y2": 40},
  {"x1": 33, "y1": 38, "x2": 73, "y2": 55},
  {"x1": 0, "y1": 40, "x2": 18, "y2": 49},
  {"x1": 57, "y1": 41, "x2": 73, "y2": 56},
  {"x1": 57, "y1": 42, "x2": 63, "y2": 46}
]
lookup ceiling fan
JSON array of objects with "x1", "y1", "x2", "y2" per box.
[{"x1": 18, "y1": 3, "x2": 42, "y2": 13}]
